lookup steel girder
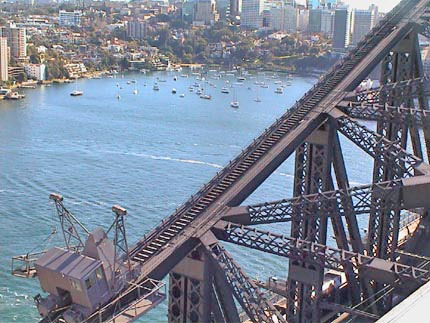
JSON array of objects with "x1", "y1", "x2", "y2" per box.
[
  {"x1": 201, "y1": 234, "x2": 286, "y2": 323},
  {"x1": 286, "y1": 125, "x2": 334, "y2": 323},
  {"x1": 339, "y1": 101, "x2": 430, "y2": 127},
  {"x1": 343, "y1": 76, "x2": 430, "y2": 105},
  {"x1": 369, "y1": 32, "x2": 421, "y2": 265},
  {"x1": 223, "y1": 180, "x2": 403, "y2": 226},
  {"x1": 212, "y1": 221, "x2": 430, "y2": 287},
  {"x1": 331, "y1": 112, "x2": 429, "y2": 178}
]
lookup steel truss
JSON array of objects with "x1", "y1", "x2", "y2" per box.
[
  {"x1": 212, "y1": 221, "x2": 430, "y2": 287},
  {"x1": 343, "y1": 76, "x2": 430, "y2": 105},
  {"x1": 223, "y1": 180, "x2": 404, "y2": 226},
  {"x1": 339, "y1": 101, "x2": 430, "y2": 127},
  {"x1": 202, "y1": 234, "x2": 286, "y2": 323}
]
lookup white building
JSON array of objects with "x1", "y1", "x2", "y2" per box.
[
  {"x1": 24, "y1": 63, "x2": 46, "y2": 81},
  {"x1": 270, "y1": 5, "x2": 297, "y2": 32},
  {"x1": 59, "y1": 10, "x2": 82, "y2": 27},
  {"x1": 0, "y1": 37, "x2": 8, "y2": 81},
  {"x1": 126, "y1": 20, "x2": 147, "y2": 39},
  {"x1": 241, "y1": 0, "x2": 264, "y2": 28}
]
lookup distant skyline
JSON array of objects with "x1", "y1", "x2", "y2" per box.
[
  {"x1": 343, "y1": 0, "x2": 399, "y2": 12},
  {"x1": 295, "y1": 1, "x2": 400, "y2": 13}
]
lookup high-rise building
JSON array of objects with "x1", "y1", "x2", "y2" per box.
[
  {"x1": 1, "y1": 23, "x2": 26, "y2": 60},
  {"x1": 333, "y1": 8, "x2": 348, "y2": 48},
  {"x1": 0, "y1": 37, "x2": 8, "y2": 81},
  {"x1": 320, "y1": 9, "x2": 334, "y2": 36},
  {"x1": 350, "y1": 9, "x2": 372, "y2": 45},
  {"x1": 241, "y1": 0, "x2": 264, "y2": 28},
  {"x1": 194, "y1": 0, "x2": 218, "y2": 24},
  {"x1": 230, "y1": 0, "x2": 240, "y2": 17},
  {"x1": 58, "y1": 10, "x2": 82, "y2": 27},
  {"x1": 297, "y1": 8, "x2": 309, "y2": 31},
  {"x1": 270, "y1": 4, "x2": 297, "y2": 32},
  {"x1": 126, "y1": 20, "x2": 147, "y2": 40},
  {"x1": 308, "y1": 8, "x2": 322, "y2": 32}
]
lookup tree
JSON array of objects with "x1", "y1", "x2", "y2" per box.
[{"x1": 30, "y1": 54, "x2": 41, "y2": 64}]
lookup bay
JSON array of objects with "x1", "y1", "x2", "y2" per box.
[{"x1": 0, "y1": 70, "x2": 374, "y2": 322}]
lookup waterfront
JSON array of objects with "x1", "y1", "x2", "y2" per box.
[{"x1": 0, "y1": 70, "x2": 375, "y2": 322}]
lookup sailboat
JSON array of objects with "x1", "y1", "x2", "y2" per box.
[
  {"x1": 254, "y1": 86, "x2": 261, "y2": 102},
  {"x1": 70, "y1": 79, "x2": 83, "y2": 96},
  {"x1": 230, "y1": 88, "x2": 239, "y2": 108}
]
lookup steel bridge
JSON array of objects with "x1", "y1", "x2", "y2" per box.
[
  {"x1": 28, "y1": 1, "x2": 430, "y2": 322},
  {"x1": 117, "y1": 1, "x2": 430, "y2": 322}
]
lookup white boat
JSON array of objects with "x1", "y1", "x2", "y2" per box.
[
  {"x1": 70, "y1": 90, "x2": 83, "y2": 96},
  {"x1": 116, "y1": 94, "x2": 121, "y2": 100},
  {"x1": 274, "y1": 80, "x2": 282, "y2": 84},
  {"x1": 173, "y1": 76, "x2": 177, "y2": 81},
  {"x1": 133, "y1": 89, "x2": 138, "y2": 95},
  {"x1": 180, "y1": 93, "x2": 185, "y2": 98},
  {"x1": 275, "y1": 87, "x2": 283, "y2": 94},
  {"x1": 188, "y1": 86, "x2": 194, "y2": 92},
  {"x1": 126, "y1": 81, "x2": 131, "y2": 85},
  {"x1": 221, "y1": 87, "x2": 230, "y2": 94},
  {"x1": 153, "y1": 84, "x2": 159, "y2": 91},
  {"x1": 237, "y1": 76, "x2": 246, "y2": 81},
  {"x1": 254, "y1": 97, "x2": 261, "y2": 102},
  {"x1": 172, "y1": 88, "x2": 177, "y2": 94},
  {"x1": 261, "y1": 84, "x2": 269, "y2": 88},
  {"x1": 70, "y1": 81, "x2": 83, "y2": 96},
  {"x1": 230, "y1": 88, "x2": 239, "y2": 108},
  {"x1": 181, "y1": 74, "x2": 188, "y2": 78},
  {"x1": 200, "y1": 94, "x2": 211, "y2": 100},
  {"x1": 196, "y1": 89, "x2": 202, "y2": 95}
]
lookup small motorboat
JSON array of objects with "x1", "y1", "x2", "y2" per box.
[
  {"x1": 153, "y1": 84, "x2": 159, "y2": 91},
  {"x1": 275, "y1": 87, "x2": 283, "y2": 94},
  {"x1": 172, "y1": 88, "x2": 177, "y2": 94},
  {"x1": 221, "y1": 87, "x2": 230, "y2": 94},
  {"x1": 230, "y1": 101, "x2": 239, "y2": 108},
  {"x1": 70, "y1": 90, "x2": 83, "y2": 96},
  {"x1": 180, "y1": 93, "x2": 185, "y2": 98}
]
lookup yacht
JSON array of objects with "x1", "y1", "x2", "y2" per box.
[
  {"x1": 70, "y1": 90, "x2": 83, "y2": 96},
  {"x1": 230, "y1": 88, "x2": 239, "y2": 108},
  {"x1": 221, "y1": 87, "x2": 230, "y2": 94},
  {"x1": 230, "y1": 101, "x2": 239, "y2": 108},
  {"x1": 275, "y1": 87, "x2": 283, "y2": 94},
  {"x1": 200, "y1": 94, "x2": 211, "y2": 100}
]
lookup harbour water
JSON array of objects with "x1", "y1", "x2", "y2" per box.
[{"x1": 0, "y1": 70, "x2": 375, "y2": 322}]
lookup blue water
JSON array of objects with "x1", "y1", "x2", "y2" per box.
[{"x1": 0, "y1": 70, "x2": 376, "y2": 322}]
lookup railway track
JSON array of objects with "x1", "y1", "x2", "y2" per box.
[{"x1": 129, "y1": 0, "x2": 421, "y2": 266}]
